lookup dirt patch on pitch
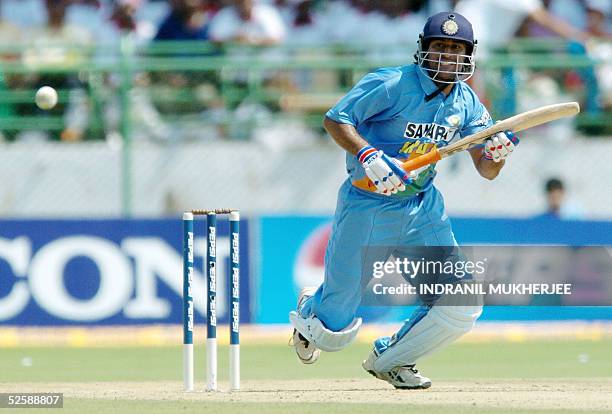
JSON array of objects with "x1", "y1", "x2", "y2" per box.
[{"x1": 3, "y1": 379, "x2": 611, "y2": 411}]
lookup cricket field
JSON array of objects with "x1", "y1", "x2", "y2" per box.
[{"x1": 1, "y1": 325, "x2": 611, "y2": 414}]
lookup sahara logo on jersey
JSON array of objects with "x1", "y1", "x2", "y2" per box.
[{"x1": 404, "y1": 122, "x2": 457, "y2": 142}]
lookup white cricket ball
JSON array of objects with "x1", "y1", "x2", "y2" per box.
[{"x1": 35, "y1": 86, "x2": 58, "y2": 110}]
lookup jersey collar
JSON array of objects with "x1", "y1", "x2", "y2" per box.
[{"x1": 416, "y1": 64, "x2": 439, "y2": 95}]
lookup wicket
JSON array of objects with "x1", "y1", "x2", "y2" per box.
[{"x1": 182, "y1": 209, "x2": 240, "y2": 392}]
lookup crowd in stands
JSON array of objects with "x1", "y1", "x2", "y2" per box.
[
  {"x1": 0, "y1": 0, "x2": 604, "y2": 48},
  {"x1": 0, "y1": 0, "x2": 608, "y2": 142}
]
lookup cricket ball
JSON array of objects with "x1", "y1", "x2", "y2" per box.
[{"x1": 35, "y1": 86, "x2": 58, "y2": 110}]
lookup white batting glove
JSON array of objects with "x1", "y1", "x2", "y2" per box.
[
  {"x1": 358, "y1": 146, "x2": 411, "y2": 195},
  {"x1": 483, "y1": 130, "x2": 520, "y2": 163}
]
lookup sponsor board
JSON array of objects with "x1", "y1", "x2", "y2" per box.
[
  {"x1": 257, "y1": 216, "x2": 612, "y2": 323},
  {"x1": 0, "y1": 219, "x2": 250, "y2": 325}
]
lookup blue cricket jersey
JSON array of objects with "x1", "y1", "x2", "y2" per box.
[{"x1": 326, "y1": 64, "x2": 493, "y2": 197}]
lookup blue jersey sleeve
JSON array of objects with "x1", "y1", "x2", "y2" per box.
[
  {"x1": 326, "y1": 69, "x2": 399, "y2": 127},
  {"x1": 460, "y1": 89, "x2": 494, "y2": 138}
]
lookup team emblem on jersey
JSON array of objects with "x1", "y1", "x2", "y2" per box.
[
  {"x1": 442, "y1": 19, "x2": 459, "y2": 36},
  {"x1": 404, "y1": 122, "x2": 457, "y2": 143},
  {"x1": 448, "y1": 114, "x2": 461, "y2": 127}
]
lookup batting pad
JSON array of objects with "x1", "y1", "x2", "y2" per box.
[
  {"x1": 289, "y1": 311, "x2": 362, "y2": 352},
  {"x1": 373, "y1": 305, "x2": 482, "y2": 372}
]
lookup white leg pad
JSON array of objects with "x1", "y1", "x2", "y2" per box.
[
  {"x1": 289, "y1": 311, "x2": 362, "y2": 352},
  {"x1": 373, "y1": 305, "x2": 482, "y2": 372}
]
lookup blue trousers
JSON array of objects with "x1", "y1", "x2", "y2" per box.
[{"x1": 299, "y1": 180, "x2": 458, "y2": 331}]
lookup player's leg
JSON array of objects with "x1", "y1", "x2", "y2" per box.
[
  {"x1": 363, "y1": 187, "x2": 483, "y2": 388},
  {"x1": 363, "y1": 304, "x2": 481, "y2": 388},
  {"x1": 290, "y1": 286, "x2": 322, "y2": 364},
  {"x1": 290, "y1": 181, "x2": 404, "y2": 359}
]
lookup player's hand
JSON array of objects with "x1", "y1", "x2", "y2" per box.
[
  {"x1": 483, "y1": 130, "x2": 519, "y2": 163},
  {"x1": 358, "y1": 146, "x2": 411, "y2": 195}
]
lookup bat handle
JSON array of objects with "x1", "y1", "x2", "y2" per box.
[{"x1": 401, "y1": 147, "x2": 442, "y2": 172}]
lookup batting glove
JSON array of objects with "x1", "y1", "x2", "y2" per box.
[
  {"x1": 483, "y1": 130, "x2": 520, "y2": 163},
  {"x1": 358, "y1": 145, "x2": 411, "y2": 195}
]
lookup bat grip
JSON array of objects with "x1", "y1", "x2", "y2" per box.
[{"x1": 401, "y1": 147, "x2": 442, "y2": 172}]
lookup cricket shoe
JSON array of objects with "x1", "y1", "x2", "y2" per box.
[
  {"x1": 290, "y1": 287, "x2": 321, "y2": 364},
  {"x1": 362, "y1": 348, "x2": 432, "y2": 389}
]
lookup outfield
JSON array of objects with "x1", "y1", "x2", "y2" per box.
[{"x1": 1, "y1": 338, "x2": 611, "y2": 413}]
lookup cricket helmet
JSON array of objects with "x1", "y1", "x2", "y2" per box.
[{"x1": 415, "y1": 12, "x2": 477, "y2": 84}]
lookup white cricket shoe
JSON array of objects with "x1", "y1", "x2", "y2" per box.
[
  {"x1": 362, "y1": 348, "x2": 432, "y2": 389},
  {"x1": 290, "y1": 287, "x2": 321, "y2": 364}
]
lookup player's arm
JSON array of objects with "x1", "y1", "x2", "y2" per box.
[
  {"x1": 324, "y1": 72, "x2": 411, "y2": 195},
  {"x1": 460, "y1": 91, "x2": 519, "y2": 180},
  {"x1": 468, "y1": 145, "x2": 505, "y2": 180},
  {"x1": 323, "y1": 117, "x2": 368, "y2": 156},
  {"x1": 468, "y1": 130, "x2": 519, "y2": 180},
  {"x1": 324, "y1": 70, "x2": 394, "y2": 154},
  {"x1": 324, "y1": 116, "x2": 410, "y2": 194}
]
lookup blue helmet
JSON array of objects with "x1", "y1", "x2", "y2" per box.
[
  {"x1": 415, "y1": 12, "x2": 478, "y2": 84},
  {"x1": 421, "y1": 12, "x2": 475, "y2": 53}
]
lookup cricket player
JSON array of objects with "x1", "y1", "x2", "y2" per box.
[{"x1": 289, "y1": 11, "x2": 520, "y2": 389}]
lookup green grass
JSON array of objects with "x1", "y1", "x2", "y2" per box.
[
  {"x1": 1, "y1": 340, "x2": 610, "y2": 383},
  {"x1": 1, "y1": 340, "x2": 610, "y2": 413}
]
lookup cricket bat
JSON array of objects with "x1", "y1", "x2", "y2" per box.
[{"x1": 401, "y1": 102, "x2": 580, "y2": 172}]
